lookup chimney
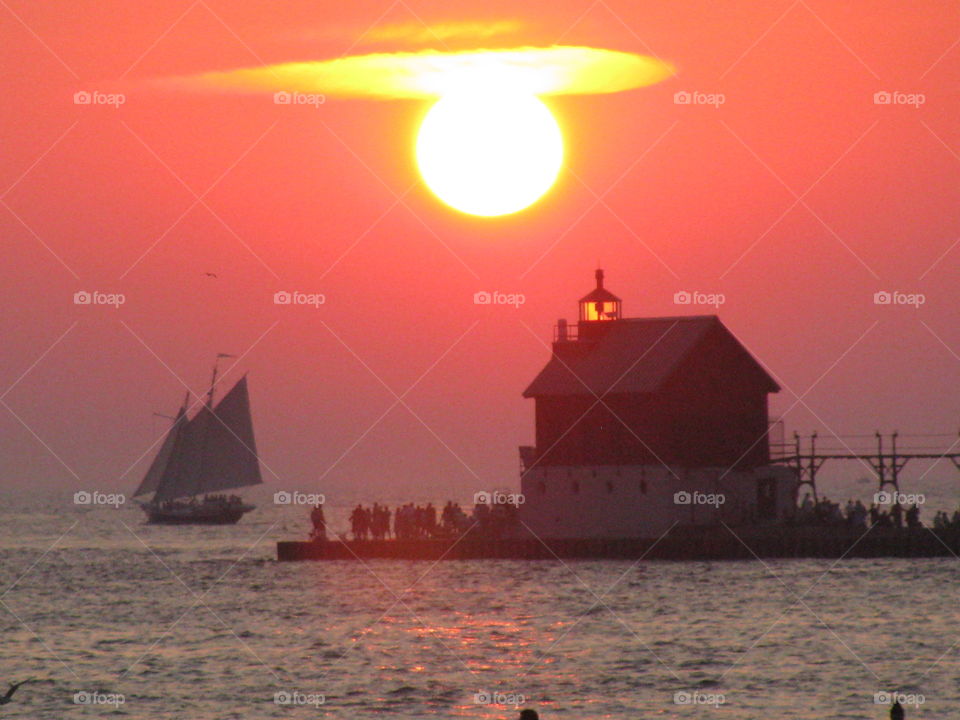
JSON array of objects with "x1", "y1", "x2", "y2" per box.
[{"x1": 595, "y1": 268, "x2": 604, "y2": 289}]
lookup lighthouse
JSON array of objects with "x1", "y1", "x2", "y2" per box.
[{"x1": 518, "y1": 270, "x2": 796, "y2": 539}]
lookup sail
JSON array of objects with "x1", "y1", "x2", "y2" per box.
[
  {"x1": 152, "y1": 406, "x2": 210, "y2": 502},
  {"x1": 195, "y1": 375, "x2": 263, "y2": 494},
  {"x1": 151, "y1": 375, "x2": 262, "y2": 501},
  {"x1": 133, "y1": 408, "x2": 186, "y2": 497}
]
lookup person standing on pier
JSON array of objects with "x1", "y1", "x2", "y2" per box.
[
  {"x1": 350, "y1": 504, "x2": 371, "y2": 540},
  {"x1": 891, "y1": 503, "x2": 904, "y2": 529},
  {"x1": 309, "y1": 503, "x2": 326, "y2": 542},
  {"x1": 905, "y1": 504, "x2": 921, "y2": 528}
]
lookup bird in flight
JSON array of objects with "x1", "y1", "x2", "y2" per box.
[
  {"x1": 204, "y1": 272, "x2": 218, "y2": 278},
  {"x1": 0, "y1": 679, "x2": 35, "y2": 705}
]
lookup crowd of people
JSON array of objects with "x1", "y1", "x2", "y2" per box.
[
  {"x1": 932, "y1": 510, "x2": 960, "y2": 529},
  {"x1": 308, "y1": 499, "x2": 520, "y2": 541},
  {"x1": 348, "y1": 503, "x2": 394, "y2": 540},
  {"x1": 795, "y1": 493, "x2": 922, "y2": 528}
]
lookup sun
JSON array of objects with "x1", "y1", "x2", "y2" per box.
[{"x1": 416, "y1": 92, "x2": 563, "y2": 217}]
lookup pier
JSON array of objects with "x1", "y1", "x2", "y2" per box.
[
  {"x1": 277, "y1": 430, "x2": 960, "y2": 562},
  {"x1": 771, "y1": 430, "x2": 960, "y2": 501},
  {"x1": 277, "y1": 525, "x2": 960, "y2": 562}
]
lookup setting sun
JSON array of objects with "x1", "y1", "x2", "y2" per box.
[{"x1": 415, "y1": 93, "x2": 564, "y2": 216}]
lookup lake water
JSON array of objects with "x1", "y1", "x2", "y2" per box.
[{"x1": 0, "y1": 490, "x2": 952, "y2": 719}]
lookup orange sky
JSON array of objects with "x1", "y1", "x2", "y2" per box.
[{"x1": 1, "y1": 0, "x2": 958, "y2": 501}]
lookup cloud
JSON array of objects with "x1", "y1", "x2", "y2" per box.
[
  {"x1": 276, "y1": 19, "x2": 523, "y2": 47},
  {"x1": 162, "y1": 46, "x2": 674, "y2": 100},
  {"x1": 364, "y1": 20, "x2": 524, "y2": 44}
]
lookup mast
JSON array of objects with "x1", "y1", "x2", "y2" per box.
[
  {"x1": 199, "y1": 353, "x2": 236, "y2": 497},
  {"x1": 207, "y1": 353, "x2": 236, "y2": 408}
]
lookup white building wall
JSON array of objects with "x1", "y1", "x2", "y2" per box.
[{"x1": 518, "y1": 462, "x2": 797, "y2": 539}]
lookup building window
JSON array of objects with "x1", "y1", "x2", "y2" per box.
[
  {"x1": 571, "y1": 480, "x2": 580, "y2": 494},
  {"x1": 606, "y1": 480, "x2": 614, "y2": 494}
]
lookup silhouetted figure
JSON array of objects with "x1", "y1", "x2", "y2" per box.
[
  {"x1": 519, "y1": 710, "x2": 539, "y2": 720},
  {"x1": 0, "y1": 680, "x2": 34, "y2": 705},
  {"x1": 350, "y1": 504, "x2": 371, "y2": 541},
  {"x1": 891, "y1": 503, "x2": 904, "y2": 529},
  {"x1": 905, "y1": 504, "x2": 921, "y2": 529},
  {"x1": 309, "y1": 503, "x2": 326, "y2": 542},
  {"x1": 890, "y1": 699, "x2": 905, "y2": 720}
]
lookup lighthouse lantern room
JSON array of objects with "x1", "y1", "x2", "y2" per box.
[{"x1": 578, "y1": 268, "x2": 621, "y2": 322}]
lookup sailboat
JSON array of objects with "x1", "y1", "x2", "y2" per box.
[{"x1": 133, "y1": 357, "x2": 262, "y2": 524}]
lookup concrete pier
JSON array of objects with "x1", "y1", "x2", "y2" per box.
[{"x1": 277, "y1": 526, "x2": 960, "y2": 562}]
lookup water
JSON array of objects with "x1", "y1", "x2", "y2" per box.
[{"x1": 0, "y1": 490, "x2": 952, "y2": 718}]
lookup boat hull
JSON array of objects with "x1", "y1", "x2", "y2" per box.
[{"x1": 142, "y1": 502, "x2": 255, "y2": 525}]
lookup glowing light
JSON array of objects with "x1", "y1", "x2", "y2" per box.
[
  {"x1": 165, "y1": 46, "x2": 674, "y2": 100},
  {"x1": 164, "y1": 44, "x2": 674, "y2": 218},
  {"x1": 415, "y1": 93, "x2": 563, "y2": 217}
]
